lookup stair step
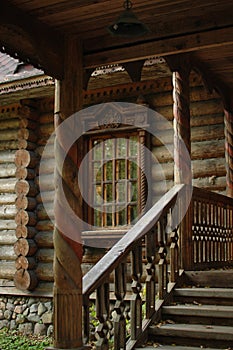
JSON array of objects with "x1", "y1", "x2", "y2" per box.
[
  {"x1": 174, "y1": 287, "x2": 233, "y2": 299},
  {"x1": 162, "y1": 304, "x2": 233, "y2": 318},
  {"x1": 174, "y1": 287, "x2": 233, "y2": 305},
  {"x1": 149, "y1": 323, "x2": 233, "y2": 347}
]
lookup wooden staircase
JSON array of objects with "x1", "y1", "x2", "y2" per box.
[
  {"x1": 82, "y1": 186, "x2": 233, "y2": 350},
  {"x1": 141, "y1": 271, "x2": 233, "y2": 349}
]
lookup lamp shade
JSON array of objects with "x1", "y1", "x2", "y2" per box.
[{"x1": 107, "y1": 8, "x2": 149, "y2": 37}]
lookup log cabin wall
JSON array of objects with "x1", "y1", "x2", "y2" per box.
[
  {"x1": 0, "y1": 67, "x2": 226, "y2": 292},
  {"x1": 0, "y1": 104, "x2": 20, "y2": 286},
  {"x1": 35, "y1": 97, "x2": 55, "y2": 292},
  {"x1": 149, "y1": 71, "x2": 225, "y2": 201}
]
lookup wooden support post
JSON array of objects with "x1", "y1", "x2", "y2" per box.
[
  {"x1": 49, "y1": 38, "x2": 84, "y2": 350},
  {"x1": 166, "y1": 55, "x2": 193, "y2": 270},
  {"x1": 224, "y1": 108, "x2": 233, "y2": 197}
]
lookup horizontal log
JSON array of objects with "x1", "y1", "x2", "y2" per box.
[
  {"x1": 14, "y1": 269, "x2": 38, "y2": 291},
  {"x1": 149, "y1": 88, "x2": 220, "y2": 109},
  {"x1": 35, "y1": 231, "x2": 53, "y2": 248},
  {"x1": 0, "y1": 140, "x2": 18, "y2": 151},
  {"x1": 0, "y1": 150, "x2": 16, "y2": 163},
  {"x1": 36, "y1": 203, "x2": 54, "y2": 221},
  {"x1": 151, "y1": 124, "x2": 224, "y2": 146},
  {"x1": 36, "y1": 248, "x2": 54, "y2": 263},
  {"x1": 18, "y1": 128, "x2": 37, "y2": 143},
  {"x1": 36, "y1": 220, "x2": 54, "y2": 232},
  {"x1": 36, "y1": 190, "x2": 55, "y2": 204},
  {"x1": 0, "y1": 129, "x2": 18, "y2": 141},
  {"x1": 155, "y1": 99, "x2": 223, "y2": 120},
  {"x1": 15, "y1": 256, "x2": 36, "y2": 270},
  {"x1": 0, "y1": 261, "x2": 15, "y2": 279},
  {"x1": 0, "y1": 163, "x2": 16, "y2": 177},
  {"x1": 14, "y1": 238, "x2": 37, "y2": 257},
  {"x1": 18, "y1": 139, "x2": 37, "y2": 150},
  {"x1": 15, "y1": 149, "x2": 38, "y2": 168},
  {"x1": 19, "y1": 118, "x2": 37, "y2": 130},
  {"x1": 15, "y1": 225, "x2": 37, "y2": 239},
  {"x1": 152, "y1": 139, "x2": 225, "y2": 163},
  {"x1": 15, "y1": 210, "x2": 37, "y2": 226},
  {"x1": 193, "y1": 176, "x2": 226, "y2": 191},
  {"x1": 39, "y1": 112, "x2": 54, "y2": 125},
  {"x1": 37, "y1": 143, "x2": 55, "y2": 158},
  {"x1": 0, "y1": 245, "x2": 17, "y2": 260},
  {"x1": 39, "y1": 123, "x2": 54, "y2": 138},
  {"x1": 0, "y1": 118, "x2": 19, "y2": 130},
  {"x1": 36, "y1": 174, "x2": 55, "y2": 191},
  {"x1": 39, "y1": 158, "x2": 55, "y2": 174},
  {"x1": 15, "y1": 167, "x2": 35, "y2": 180},
  {"x1": 15, "y1": 180, "x2": 38, "y2": 197},
  {"x1": 152, "y1": 158, "x2": 226, "y2": 181},
  {"x1": 36, "y1": 262, "x2": 54, "y2": 282},
  {"x1": 15, "y1": 196, "x2": 37, "y2": 211},
  {"x1": 0, "y1": 205, "x2": 17, "y2": 219},
  {"x1": 0, "y1": 193, "x2": 17, "y2": 205},
  {"x1": 0, "y1": 230, "x2": 17, "y2": 245},
  {"x1": 0, "y1": 178, "x2": 17, "y2": 193},
  {"x1": 0, "y1": 219, "x2": 16, "y2": 230},
  {"x1": 191, "y1": 113, "x2": 223, "y2": 127}
]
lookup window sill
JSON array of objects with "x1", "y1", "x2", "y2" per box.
[{"x1": 82, "y1": 228, "x2": 129, "y2": 249}]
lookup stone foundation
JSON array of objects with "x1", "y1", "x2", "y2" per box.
[{"x1": 0, "y1": 296, "x2": 53, "y2": 336}]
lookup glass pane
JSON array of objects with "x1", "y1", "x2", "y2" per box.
[
  {"x1": 117, "y1": 138, "x2": 127, "y2": 157},
  {"x1": 105, "y1": 138, "x2": 113, "y2": 159},
  {"x1": 93, "y1": 140, "x2": 102, "y2": 161},
  {"x1": 117, "y1": 208, "x2": 127, "y2": 226},
  {"x1": 129, "y1": 136, "x2": 138, "y2": 156},
  {"x1": 130, "y1": 205, "x2": 138, "y2": 223},
  {"x1": 104, "y1": 183, "x2": 113, "y2": 202},
  {"x1": 107, "y1": 212, "x2": 113, "y2": 226},
  {"x1": 94, "y1": 209, "x2": 102, "y2": 226},
  {"x1": 130, "y1": 181, "x2": 138, "y2": 202},
  {"x1": 105, "y1": 160, "x2": 113, "y2": 181},
  {"x1": 116, "y1": 181, "x2": 126, "y2": 203},
  {"x1": 129, "y1": 161, "x2": 138, "y2": 179},
  {"x1": 94, "y1": 185, "x2": 102, "y2": 205},
  {"x1": 93, "y1": 162, "x2": 102, "y2": 182},
  {"x1": 116, "y1": 159, "x2": 126, "y2": 179}
]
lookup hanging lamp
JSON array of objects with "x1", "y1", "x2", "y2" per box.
[{"x1": 107, "y1": 0, "x2": 149, "y2": 37}]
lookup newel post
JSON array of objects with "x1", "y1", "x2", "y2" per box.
[
  {"x1": 166, "y1": 55, "x2": 193, "y2": 270},
  {"x1": 49, "y1": 38, "x2": 84, "y2": 349},
  {"x1": 224, "y1": 107, "x2": 233, "y2": 198}
]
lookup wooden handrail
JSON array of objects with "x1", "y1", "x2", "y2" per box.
[
  {"x1": 82, "y1": 184, "x2": 186, "y2": 350},
  {"x1": 82, "y1": 185, "x2": 233, "y2": 350},
  {"x1": 83, "y1": 184, "x2": 185, "y2": 296}
]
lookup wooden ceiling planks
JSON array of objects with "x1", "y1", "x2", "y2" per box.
[{"x1": 1, "y1": 0, "x2": 233, "y2": 93}]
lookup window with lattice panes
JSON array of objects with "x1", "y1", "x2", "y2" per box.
[{"x1": 86, "y1": 132, "x2": 145, "y2": 229}]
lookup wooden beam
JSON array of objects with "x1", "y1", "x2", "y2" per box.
[
  {"x1": 0, "y1": 0, "x2": 64, "y2": 79},
  {"x1": 84, "y1": 26, "x2": 233, "y2": 69}
]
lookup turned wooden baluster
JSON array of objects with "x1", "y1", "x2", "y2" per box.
[
  {"x1": 95, "y1": 281, "x2": 111, "y2": 350},
  {"x1": 131, "y1": 243, "x2": 143, "y2": 340},
  {"x1": 145, "y1": 229, "x2": 156, "y2": 318},
  {"x1": 158, "y1": 217, "x2": 168, "y2": 299},
  {"x1": 114, "y1": 262, "x2": 127, "y2": 350},
  {"x1": 170, "y1": 227, "x2": 179, "y2": 283}
]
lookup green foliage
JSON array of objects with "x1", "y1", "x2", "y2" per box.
[{"x1": 0, "y1": 328, "x2": 52, "y2": 350}]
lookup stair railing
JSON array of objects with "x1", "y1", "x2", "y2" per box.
[
  {"x1": 191, "y1": 186, "x2": 233, "y2": 269},
  {"x1": 83, "y1": 184, "x2": 186, "y2": 350}
]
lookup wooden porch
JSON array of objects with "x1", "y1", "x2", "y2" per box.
[
  {"x1": 82, "y1": 185, "x2": 233, "y2": 349},
  {"x1": 0, "y1": 1, "x2": 233, "y2": 349}
]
